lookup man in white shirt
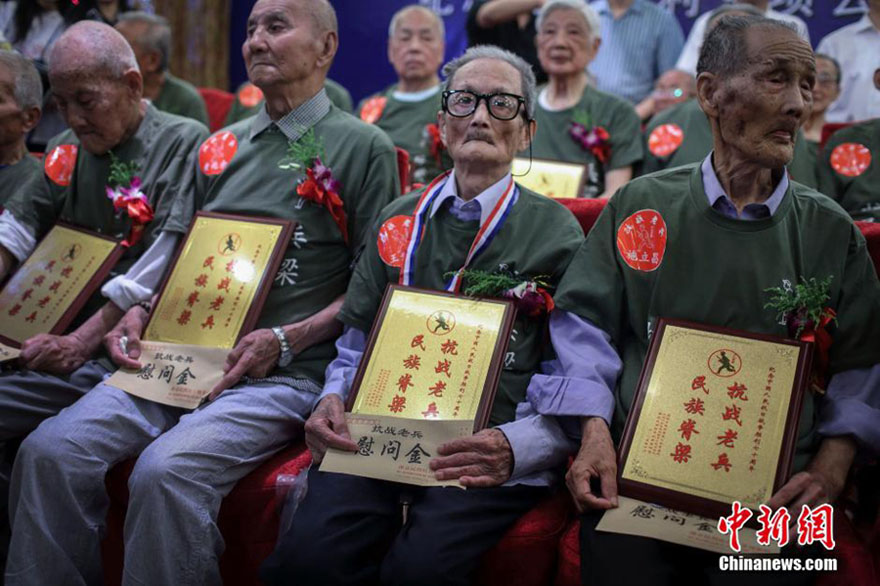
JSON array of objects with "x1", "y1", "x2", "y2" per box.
[
  {"x1": 816, "y1": 0, "x2": 880, "y2": 122},
  {"x1": 675, "y1": 1, "x2": 809, "y2": 76}
]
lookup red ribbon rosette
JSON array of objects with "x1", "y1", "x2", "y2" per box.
[
  {"x1": 107, "y1": 177, "x2": 154, "y2": 247},
  {"x1": 797, "y1": 307, "x2": 836, "y2": 392},
  {"x1": 297, "y1": 158, "x2": 348, "y2": 244},
  {"x1": 426, "y1": 123, "x2": 445, "y2": 166}
]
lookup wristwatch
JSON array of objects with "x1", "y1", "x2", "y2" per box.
[{"x1": 272, "y1": 326, "x2": 294, "y2": 367}]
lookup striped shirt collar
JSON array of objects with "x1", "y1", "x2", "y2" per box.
[{"x1": 248, "y1": 88, "x2": 331, "y2": 142}]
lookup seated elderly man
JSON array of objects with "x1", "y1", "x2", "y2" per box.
[
  {"x1": 642, "y1": 4, "x2": 817, "y2": 188},
  {"x1": 529, "y1": 0, "x2": 642, "y2": 198},
  {"x1": 261, "y1": 45, "x2": 585, "y2": 586},
  {"x1": 636, "y1": 68, "x2": 695, "y2": 122},
  {"x1": 115, "y1": 11, "x2": 209, "y2": 126},
  {"x1": 356, "y1": 5, "x2": 451, "y2": 186},
  {"x1": 0, "y1": 50, "x2": 41, "y2": 208},
  {"x1": 5, "y1": 1, "x2": 398, "y2": 584},
  {"x1": 0, "y1": 19, "x2": 206, "y2": 566},
  {"x1": 817, "y1": 66, "x2": 880, "y2": 222},
  {"x1": 534, "y1": 16, "x2": 880, "y2": 585},
  {"x1": 224, "y1": 78, "x2": 352, "y2": 124}
]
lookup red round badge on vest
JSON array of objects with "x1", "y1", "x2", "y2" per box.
[
  {"x1": 199, "y1": 131, "x2": 238, "y2": 176},
  {"x1": 617, "y1": 209, "x2": 667, "y2": 272},
  {"x1": 648, "y1": 124, "x2": 684, "y2": 158},
  {"x1": 44, "y1": 144, "x2": 78, "y2": 187},
  {"x1": 238, "y1": 83, "x2": 264, "y2": 108},
  {"x1": 377, "y1": 215, "x2": 414, "y2": 268},
  {"x1": 360, "y1": 97, "x2": 387, "y2": 125},
  {"x1": 830, "y1": 142, "x2": 871, "y2": 177}
]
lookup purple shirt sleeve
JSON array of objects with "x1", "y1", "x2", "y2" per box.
[
  {"x1": 818, "y1": 365, "x2": 880, "y2": 454},
  {"x1": 317, "y1": 326, "x2": 366, "y2": 406},
  {"x1": 526, "y1": 310, "x2": 622, "y2": 428}
]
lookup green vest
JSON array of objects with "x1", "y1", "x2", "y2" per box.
[
  {"x1": 5, "y1": 105, "x2": 208, "y2": 325},
  {"x1": 554, "y1": 163, "x2": 880, "y2": 472},
  {"x1": 193, "y1": 106, "x2": 399, "y2": 385},
  {"x1": 641, "y1": 98, "x2": 818, "y2": 188},
  {"x1": 356, "y1": 85, "x2": 451, "y2": 186},
  {"x1": 152, "y1": 72, "x2": 210, "y2": 127},
  {"x1": 817, "y1": 118, "x2": 880, "y2": 221},
  {"x1": 528, "y1": 85, "x2": 643, "y2": 198},
  {"x1": 224, "y1": 79, "x2": 353, "y2": 126},
  {"x1": 340, "y1": 184, "x2": 584, "y2": 425},
  {"x1": 0, "y1": 154, "x2": 41, "y2": 208}
]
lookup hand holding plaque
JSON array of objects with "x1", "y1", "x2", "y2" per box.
[
  {"x1": 106, "y1": 212, "x2": 292, "y2": 409},
  {"x1": 0, "y1": 223, "x2": 123, "y2": 353},
  {"x1": 616, "y1": 319, "x2": 812, "y2": 520},
  {"x1": 320, "y1": 284, "x2": 516, "y2": 487}
]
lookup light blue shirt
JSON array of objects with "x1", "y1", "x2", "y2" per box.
[{"x1": 589, "y1": 0, "x2": 684, "y2": 104}]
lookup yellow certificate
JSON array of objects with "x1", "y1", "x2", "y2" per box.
[
  {"x1": 618, "y1": 320, "x2": 811, "y2": 519},
  {"x1": 348, "y1": 285, "x2": 515, "y2": 430},
  {"x1": 143, "y1": 213, "x2": 291, "y2": 348},
  {"x1": 0, "y1": 224, "x2": 121, "y2": 347},
  {"x1": 511, "y1": 157, "x2": 586, "y2": 199}
]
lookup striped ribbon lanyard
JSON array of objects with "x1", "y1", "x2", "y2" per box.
[{"x1": 399, "y1": 171, "x2": 518, "y2": 293}]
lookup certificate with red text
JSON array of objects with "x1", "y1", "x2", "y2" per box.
[{"x1": 618, "y1": 319, "x2": 812, "y2": 520}]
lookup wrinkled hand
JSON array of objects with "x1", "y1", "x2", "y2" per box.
[
  {"x1": 304, "y1": 394, "x2": 358, "y2": 463},
  {"x1": 20, "y1": 333, "x2": 89, "y2": 374},
  {"x1": 104, "y1": 305, "x2": 149, "y2": 370},
  {"x1": 566, "y1": 417, "x2": 619, "y2": 512},
  {"x1": 767, "y1": 436, "x2": 856, "y2": 516},
  {"x1": 431, "y1": 428, "x2": 513, "y2": 488},
  {"x1": 208, "y1": 328, "x2": 281, "y2": 400}
]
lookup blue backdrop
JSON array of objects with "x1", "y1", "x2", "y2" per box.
[{"x1": 228, "y1": 0, "x2": 869, "y2": 103}]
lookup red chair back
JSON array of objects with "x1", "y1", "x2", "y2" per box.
[
  {"x1": 820, "y1": 122, "x2": 854, "y2": 150},
  {"x1": 556, "y1": 198, "x2": 607, "y2": 234},
  {"x1": 198, "y1": 87, "x2": 235, "y2": 133},
  {"x1": 395, "y1": 147, "x2": 411, "y2": 195}
]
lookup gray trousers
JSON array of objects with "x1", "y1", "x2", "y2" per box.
[
  {"x1": 5, "y1": 379, "x2": 316, "y2": 586},
  {"x1": 0, "y1": 361, "x2": 109, "y2": 568}
]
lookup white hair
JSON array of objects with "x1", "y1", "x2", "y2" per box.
[
  {"x1": 536, "y1": 0, "x2": 601, "y2": 41},
  {"x1": 388, "y1": 5, "x2": 445, "y2": 39},
  {"x1": 0, "y1": 50, "x2": 42, "y2": 110}
]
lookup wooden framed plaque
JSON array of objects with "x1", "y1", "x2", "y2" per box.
[
  {"x1": 345, "y1": 284, "x2": 516, "y2": 432},
  {"x1": 511, "y1": 157, "x2": 587, "y2": 199},
  {"x1": 0, "y1": 223, "x2": 123, "y2": 348},
  {"x1": 617, "y1": 318, "x2": 812, "y2": 520},
  {"x1": 142, "y1": 212, "x2": 293, "y2": 349}
]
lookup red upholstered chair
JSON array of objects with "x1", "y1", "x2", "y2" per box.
[
  {"x1": 556, "y1": 198, "x2": 607, "y2": 234},
  {"x1": 198, "y1": 87, "x2": 235, "y2": 133},
  {"x1": 820, "y1": 122, "x2": 854, "y2": 151}
]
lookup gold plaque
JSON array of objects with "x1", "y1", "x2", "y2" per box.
[
  {"x1": 511, "y1": 157, "x2": 586, "y2": 199},
  {"x1": 0, "y1": 223, "x2": 122, "y2": 347},
  {"x1": 347, "y1": 285, "x2": 515, "y2": 430},
  {"x1": 618, "y1": 319, "x2": 812, "y2": 520},
  {"x1": 143, "y1": 212, "x2": 292, "y2": 348}
]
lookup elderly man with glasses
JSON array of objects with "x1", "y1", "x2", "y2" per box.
[{"x1": 261, "y1": 45, "x2": 585, "y2": 586}]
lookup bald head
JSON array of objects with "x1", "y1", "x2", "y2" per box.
[
  {"x1": 306, "y1": 0, "x2": 338, "y2": 36},
  {"x1": 49, "y1": 21, "x2": 139, "y2": 80}
]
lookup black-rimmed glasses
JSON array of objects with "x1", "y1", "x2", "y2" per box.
[{"x1": 442, "y1": 90, "x2": 526, "y2": 121}]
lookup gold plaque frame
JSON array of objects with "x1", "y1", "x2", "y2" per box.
[
  {"x1": 346, "y1": 284, "x2": 516, "y2": 432},
  {"x1": 511, "y1": 157, "x2": 587, "y2": 199},
  {"x1": 618, "y1": 318, "x2": 812, "y2": 520},
  {"x1": 142, "y1": 211, "x2": 293, "y2": 348},
  {"x1": 0, "y1": 222, "x2": 123, "y2": 348}
]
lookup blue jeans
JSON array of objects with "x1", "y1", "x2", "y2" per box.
[{"x1": 6, "y1": 379, "x2": 316, "y2": 586}]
